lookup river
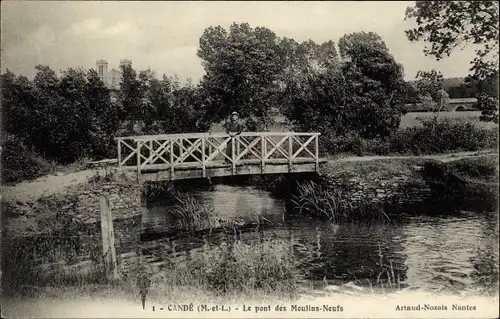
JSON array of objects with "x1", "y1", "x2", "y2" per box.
[{"x1": 139, "y1": 184, "x2": 499, "y2": 293}]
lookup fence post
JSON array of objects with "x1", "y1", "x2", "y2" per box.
[
  {"x1": 232, "y1": 137, "x2": 236, "y2": 175},
  {"x1": 288, "y1": 135, "x2": 293, "y2": 172},
  {"x1": 170, "y1": 139, "x2": 174, "y2": 180},
  {"x1": 149, "y1": 140, "x2": 153, "y2": 164},
  {"x1": 237, "y1": 137, "x2": 241, "y2": 158},
  {"x1": 117, "y1": 139, "x2": 121, "y2": 167},
  {"x1": 315, "y1": 134, "x2": 319, "y2": 172},
  {"x1": 202, "y1": 137, "x2": 206, "y2": 177},
  {"x1": 261, "y1": 136, "x2": 266, "y2": 174},
  {"x1": 136, "y1": 141, "x2": 141, "y2": 183},
  {"x1": 100, "y1": 193, "x2": 118, "y2": 281}
]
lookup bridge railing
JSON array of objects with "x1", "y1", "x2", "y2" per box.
[{"x1": 115, "y1": 132, "x2": 320, "y2": 179}]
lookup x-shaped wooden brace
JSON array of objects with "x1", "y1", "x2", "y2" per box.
[
  {"x1": 140, "y1": 140, "x2": 171, "y2": 167},
  {"x1": 264, "y1": 135, "x2": 289, "y2": 160},
  {"x1": 174, "y1": 138, "x2": 203, "y2": 164},
  {"x1": 292, "y1": 135, "x2": 316, "y2": 159},
  {"x1": 121, "y1": 140, "x2": 147, "y2": 165},
  {"x1": 205, "y1": 136, "x2": 233, "y2": 162},
  {"x1": 235, "y1": 136, "x2": 261, "y2": 161}
]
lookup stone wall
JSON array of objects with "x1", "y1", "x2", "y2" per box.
[
  {"x1": 320, "y1": 160, "x2": 435, "y2": 210},
  {"x1": 74, "y1": 181, "x2": 144, "y2": 225},
  {"x1": 2, "y1": 174, "x2": 146, "y2": 286},
  {"x1": 326, "y1": 174, "x2": 433, "y2": 208}
]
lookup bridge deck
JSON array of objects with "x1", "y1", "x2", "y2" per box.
[{"x1": 115, "y1": 132, "x2": 324, "y2": 182}]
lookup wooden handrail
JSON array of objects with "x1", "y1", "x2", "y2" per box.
[{"x1": 114, "y1": 131, "x2": 320, "y2": 141}]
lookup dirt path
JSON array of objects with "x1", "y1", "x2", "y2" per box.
[
  {"x1": 2, "y1": 169, "x2": 101, "y2": 203},
  {"x1": 329, "y1": 149, "x2": 497, "y2": 163}
]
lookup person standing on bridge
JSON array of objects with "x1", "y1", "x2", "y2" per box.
[{"x1": 224, "y1": 111, "x2": 246, "y2": 164}]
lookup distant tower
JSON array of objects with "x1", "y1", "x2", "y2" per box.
[
  {"x1": 96, "y1": 59, "x2": 108, "y2": 83},
  {"x1": 119, "y1": 59, "x2": 132, "y2": 69}
]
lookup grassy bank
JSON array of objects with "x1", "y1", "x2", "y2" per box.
[{"x1": 2, "y1": 230, "x2": 300, "y2": 301}]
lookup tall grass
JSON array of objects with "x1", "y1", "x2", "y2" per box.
[
  {"x1": 291, "y1": 181, "x2": 390, "y2": 222},
  {"x1": 375, "y1": 243, "x2": 401, "y2": 292},
  {"x1": 170, "y1": 195, "x2": 218, "y2": 234},
  {"x1": 470, "y1": 243, "x2": 500, "y2": 296},
  {"x1": 140, "y1": 236, "x2": 299, "y2": 299}
]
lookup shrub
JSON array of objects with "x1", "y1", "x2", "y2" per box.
[
  {"x1": 319, "y1": 131, "x2": 365, "y2": 156},
  {"x1": 388, "y1": 118, "x2": 498, "y2": 155},
  {"x1": 1, "y1": 135, "x2": 55, "y2": 184},
  {"x1": 323, "y1": 118, "x2": 498, "y2": 156}
]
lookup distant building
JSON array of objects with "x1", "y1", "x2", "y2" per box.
[
  {"x1": 405, "y1": 97, "x2": 479, "y2": 112},
  {"x1": 448, "y1": 98, "x2": 478, "y2": 110},
  {"x1": 96, "y1": 59, "x2": 132, "y2": 102},
  {"x1": 96, "y1": 59, "x2": 132, "y2": 91}
]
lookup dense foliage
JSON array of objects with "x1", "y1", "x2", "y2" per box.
[
  {"x1": 1, "y1": 64, "x2": 204, "y2": 183},
  {"x1": 324, "y1": 119, "x2": 498, "y2": 156},
  {"x1": 1, "y1": 135, "x2": 55, "y2": 184},
  {"x1": 282, "y1": 32, "x2": 407, "y2": 139},
  {"x1": 197, "y1": 23, "x2": 284, "y2": 130},
  {"x1": 1, "y1": 66, "x2": 120, "y2": 164},
  {"x1": 405, "y1": 1, "x2": 499, "y2": 81}
]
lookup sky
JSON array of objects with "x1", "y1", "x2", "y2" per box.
[{"x1": 1, "y1": 1, "x2": 480, "y2": 83}]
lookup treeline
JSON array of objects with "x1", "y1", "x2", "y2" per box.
[
  {"x1": 1, "y1": 65, "x2": 205, "y2": 183},
  {"x1": 443, "y1": 75, "x2": 498, "y2": 100},
  {"x1": 1, "y1": 66, "x2": 204, "y2": 163},
  {"x1": 1, "y1": 23, "x2": 498, "y2": 183}
]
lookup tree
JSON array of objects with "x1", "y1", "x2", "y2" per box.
[
  {"x1": 477, "y1": 93, "x2": 499, "y2": 124},
  {"x1": 415, "y1": 70, "x2": 444, "y2": 102},
  {"x1": 414, "y1": 69, "x2": 450, "y2": 127},
  {"x1": 283, "y1": 32, "x2": 407, "y2": 140},
  {"x1": 405, "y1": 1, "x2": 499, "y2": 122},
  {"x1": 138, "y1": 68, "x2": 160, "y2": 130},
  {"x1": 1, "y1": 70, "x2": 37, "y2": 141},
  {"x1": 197, "y1": 23, "x2": 284, "y2": 130},
  {"x1": 2, "y1": 66, "x2": 119, "y2": 163},
  {"x1": 337, "y1": 32, "x2": 407, "y2": 138},
  {"x1": 85, "y1": 69, "x2": 121, "y2": 158},
  {"x1": 119, "y1": 64, "x2": 142, "y2": 126},
  {"x1": 274, "y1": 38, "x2": 341, "y2": 115},
  {"x1": 405, "y1": 1, "x2": 499, "y2": 81}
]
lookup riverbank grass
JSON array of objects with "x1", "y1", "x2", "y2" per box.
[{"x1": 291, "y1": 180, "x2": 390, "y2": 222}]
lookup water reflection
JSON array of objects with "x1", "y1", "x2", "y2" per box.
[
  {"x1": 141, "y1": 184, "x2": 498, "y2": 291},
  {"x1": 193, "y1": 184, "x2": 287, "y2": 223}
]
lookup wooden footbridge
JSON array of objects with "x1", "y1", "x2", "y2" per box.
[{"x1": 115, "y1": 132, "x2": 325, "y2": 182}]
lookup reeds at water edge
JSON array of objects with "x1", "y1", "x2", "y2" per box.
[{"x1": 291, "y1": 181, "x2": 390, "y2": 223}]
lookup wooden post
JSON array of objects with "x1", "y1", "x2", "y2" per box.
[
  {"x1": 261, "y1": 136, "x2": 266, "y2": 174},
  {"x1": 136, "y1": 141, "x2": 141, "y2": 183},
  {"x1": 170, "y1": 139, "x2": 174, "y2": 180},
  {"x1": 149, "y1": 140, "x2": 153, "y2": 164},
  {"x1": 117, "y1": 139, "x2": 121, "y2": 166},
  {"x1": 315, "y1": 134, "x2": 319, "y2": 172},
  {"x1": 100, "y1": 193, "x2": 118, "y2": 281},
  {"x1": 288, "y1": 135, "x2": 293, "y2": 172},
  {"x1": 237, "y1": 137, "x2": 241, "y2": 158},
  {"x1": 231, "y1": 137, "x2": 236, "y2": 175},
  {"x1": 201, "y1": 137, "x2": 206, "y2": 177}
]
